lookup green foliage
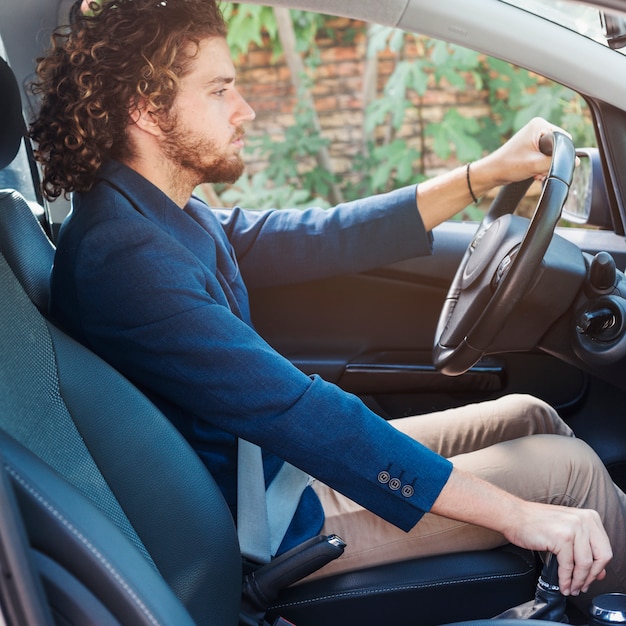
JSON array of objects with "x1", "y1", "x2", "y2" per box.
[
  {"x1": 290, "y1": 10, "x2": 327, "y2": 56},
  {"x1": 223, "y1": 4, "x2": 278, "y2": 58},
  {"x1": 247, "y1": 77, "x2": 338, "y2": 205},
  {"x1": 219, "y1": 5, "x2": 337, "y2": 208},
  {"x1": 427, "y1": 109, "x2": 483, "y2": 162},
  {"x1": 369, "y1": 139, "x2": 422, "y2": 190},
  {"x1": 220, "y1": 7, "x2": 595, "y2": 216},
  {"x1": 223, "y1": 4, "x2": 327, "y2": 59},
  {"x1": 217, "y1": 171, "x2": 330, "y2": 210}
]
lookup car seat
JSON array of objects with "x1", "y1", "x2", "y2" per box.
[{"x1": 0, "y1": 54, "x2": 542, "y2": 625}]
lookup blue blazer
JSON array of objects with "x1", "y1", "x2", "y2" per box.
[{"x1": 50, "y1": 160, "x2": 453, "y2": 551}]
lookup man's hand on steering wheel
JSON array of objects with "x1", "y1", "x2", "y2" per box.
[
  {"x1": 475, "y1": 116, "x2": 572, "y2": 189},
  {"x1": 415, "y1": 117, "x2": 571, "y2": 231}
]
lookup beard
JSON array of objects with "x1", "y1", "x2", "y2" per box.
[{"x1": 160, "y1": 114, "x2": 245, "y2": 186}]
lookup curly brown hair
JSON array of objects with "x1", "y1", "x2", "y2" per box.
[{"x1": 29, "y1": 0, "x2": 227, "y2": 200}]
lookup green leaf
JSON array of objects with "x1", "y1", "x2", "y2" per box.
[
  {"x1": 367, "y1": 24, "x2": 395, "y2": 57},
  {"x1": 426, "y1": 110, "x2": 483, "y2": 162}
]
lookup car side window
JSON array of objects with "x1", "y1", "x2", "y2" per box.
[{"x1": 209, "y1": 8, "x2": 596, "y2": 227}]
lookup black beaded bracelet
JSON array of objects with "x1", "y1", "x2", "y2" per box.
[{"x1": 466, "y1": 162, "x2": 479, "y2": 204}]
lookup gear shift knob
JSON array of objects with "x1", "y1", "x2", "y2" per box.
[{"x1": 492, "y1": 553, "x2": 567, "y2": 622}]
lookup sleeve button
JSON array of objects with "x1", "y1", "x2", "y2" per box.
[
  {"x1": 388, "y1": 477, "x2": 402, "y2": 490},
  {"x1": 378, "y1": 471, "x2": 390, "y2": 484},
  {"x1": 401, "y1": 485, "x2": 414, "y2": 498}
]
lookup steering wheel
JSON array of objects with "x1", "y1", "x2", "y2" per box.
[{"x1": 433, "y1": 131, "x2": 576, "y2": 376}]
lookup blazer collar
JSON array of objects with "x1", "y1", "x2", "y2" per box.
[
  {"x1": 94, "y1": 161, "x2": 227, "y2": 267},
  {"x1": 97, "y1": 160, "x2": 185, "y2": 230}
]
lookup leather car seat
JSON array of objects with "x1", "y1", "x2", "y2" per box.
[{"x1": 0, "y1": 54, "x2": 541, "y2": 625}]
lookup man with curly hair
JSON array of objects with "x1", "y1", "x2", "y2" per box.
[{"x1": 30, "y1": 0, "x2": 626, "y2": 604}]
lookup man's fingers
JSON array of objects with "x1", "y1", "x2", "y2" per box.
[
  {"x1": 554, "y1": 547, "x2": 575, "y2": 596},
  {"x1": 555, "y1": 512, "x2": 613, "y2": 596},
  {"x1": 571, "y1": 534, "x2": 595, "y2": 596}
]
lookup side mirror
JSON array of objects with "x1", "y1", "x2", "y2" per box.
[{"x1": 562, "y1": 147, "x2": 613, "y2": 229}]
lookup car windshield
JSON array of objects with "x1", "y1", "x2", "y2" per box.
[{"x1": 502, "y1": 0, "x2": 626, "y2": 52}]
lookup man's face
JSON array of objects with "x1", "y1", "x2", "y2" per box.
[{"x1": 159, "y1": 36, "x2": 256, "y2": 185}]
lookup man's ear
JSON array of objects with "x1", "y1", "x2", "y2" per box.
[{"x1": 128, "y1": 99, "x2": 163, "y2": 138}]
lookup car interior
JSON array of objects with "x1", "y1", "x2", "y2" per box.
[
  {"x1": 0, "y1": 43, "x2": 557, "y2": 626},
  {"x1": 3, "y1": 0, "x2": 626, "y2": 624}
]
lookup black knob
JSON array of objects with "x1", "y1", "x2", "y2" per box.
[{"x1": 590, "y1": 251, "x2": 616, "y2": 292}]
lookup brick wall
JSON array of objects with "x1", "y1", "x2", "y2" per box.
[{"x1": 233, "y1": 17, "x2": 491, "y2": 188}]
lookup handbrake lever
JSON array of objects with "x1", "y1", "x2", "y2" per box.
[{"x1": 240, "y1": 534, "x2": 345, "y2": 625}]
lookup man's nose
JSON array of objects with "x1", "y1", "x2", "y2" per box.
[{"x1": 233, "y1": 90, "x2": 256, "y2": 124}]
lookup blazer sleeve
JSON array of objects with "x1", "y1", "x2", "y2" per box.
[{"x1": 211, "y1": 185, "x2": 433, "y2": 288}]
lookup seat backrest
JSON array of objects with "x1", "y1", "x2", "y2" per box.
[
  {"x1": 0, "y1": 189, "x2": 55, "y2": 311},
  {"x1": 0, "y1": 56, "x2": 242, "y2": 625},
  {"x1": 0, "y1": 221, "x2": 243, "y2": 625}
]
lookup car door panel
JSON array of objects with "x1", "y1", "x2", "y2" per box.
[{"x1": 249, "y1": 220, "x2": 593, "y2": 419}]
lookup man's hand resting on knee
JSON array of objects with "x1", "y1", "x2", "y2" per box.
[{"x1": 430, "y1": 467, "x2": 613, "y2": 597}]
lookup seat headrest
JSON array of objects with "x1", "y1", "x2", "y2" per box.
[{"x1": 0, "y1": 57, "x2": 26, "y2": 171}]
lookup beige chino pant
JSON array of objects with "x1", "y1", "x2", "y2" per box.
[{"x1": 310, "y1": 394, "x2": 626, "y2": 607}]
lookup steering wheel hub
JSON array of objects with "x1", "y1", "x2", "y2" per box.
[{"x1": 462, "y1": 216, "x2": 514, "y2": 289}]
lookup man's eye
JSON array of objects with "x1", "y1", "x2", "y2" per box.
[{"x1": 214, "y1": 89, "x2": 227, "y2": 97}]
